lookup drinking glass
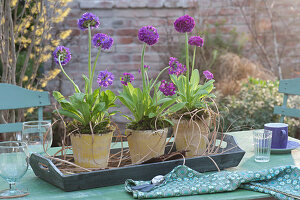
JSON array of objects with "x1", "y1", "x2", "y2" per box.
[
  {"x1": 22, "y1": 121, "x2": 52, "y2": 154},
  {"x1": 0, "y1": 141, "x2": 29, "y2": 198},
  {"x1": 253, "y1": 129, "x2": 272, "y2": 162}
]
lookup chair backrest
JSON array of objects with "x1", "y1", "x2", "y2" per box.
[
  {"x1": 0, "y1": 83, "x2": 50, "y2": 134},
  {"x1": 273, "y1": 78, "x2": 300, "y2": 122}
]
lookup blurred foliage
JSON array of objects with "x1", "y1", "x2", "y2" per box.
[
  {"x1": 218, "y1": 77, "x2": 300, "y2": 137},
  {"x1": 1, "y1": 0, "x2": 72, "y2": 122},
  {"x1": 0, "y1": 0, "x2": 72, "y2": 90},
  {"x1": 179, "y1": 20, "x2": 248, "y2": 81}
]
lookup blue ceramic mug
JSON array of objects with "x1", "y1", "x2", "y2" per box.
[{"x1": 264, "y1": 123, "x2": 288, "y2": 149}]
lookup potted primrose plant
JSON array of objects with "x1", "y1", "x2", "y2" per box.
[
  {"x1": 118, "y1": 26, "x2": 185, "y2": 164},
  {"x1": 52, "y1": 13, "x2": 117, "y2": 168},
  {"x1": 168, "y1": 15, "x2": 215, "y2": 157}
]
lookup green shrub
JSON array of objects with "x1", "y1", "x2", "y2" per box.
[{"x1": 218, "y1": 77, "x2": 300, "y2": 137}]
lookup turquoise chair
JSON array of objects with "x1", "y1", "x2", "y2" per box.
[
  {"x1": 0, "y1": 83, "x2": 50, "y2": 139},
  {"x1": 274, "y1": 78, "x2": 300, "y2": 122}
]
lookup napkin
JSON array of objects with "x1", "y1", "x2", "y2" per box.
[{"x1": 125, "y1": 165, "x2": 300, "y2": 199}]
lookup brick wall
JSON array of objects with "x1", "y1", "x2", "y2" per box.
[{"x1": 47, "y1": 0, "x2": 300, "y2": 124}]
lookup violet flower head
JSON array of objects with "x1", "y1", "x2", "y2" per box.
[
  {"x1": 138, "y1": 26, "x2": 159, "y2": 46},
  {"x1": 168, "y1": 57, "x2": 186, "y2": 76},
  {"x1": 203, "y1": 70, "x2": 214, "y2": 80},
  {"x1": 97, "y1": 70, "x2": 114, "y2": 87},
  {"x1": 92, "y1": 33, "x2": 114, "y2": 50},
  {"x1": 138, "y1": 65, "x2": 150, "y2": 74},
  {"x1": 188, "y1": 36, "x2": 204, "y2": 47},
  {"x1": 120, "y1": 73, "x2": 134, "y2": 86},
  {"x1": 174, "y1": 15, "x2": 195, "y2": 33},
  {"x1": 53, "y1": 46, "x2": 71, "y2": 65},
  {"x1": 159, "y1": 80, "x2": 176, "y2": 96},
  {"x1": 78, "y1": 12, "x2": 100, "y2": 31}
]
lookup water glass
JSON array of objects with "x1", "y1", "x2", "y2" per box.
[
  {"x1": 253, "y1": 130, "x2": 272, "y2": 162},
  {"x1": 22, "y1": 121, "x2": 52, "y2": 154},
  {"x1": 0, "y1": 141, "x2": 29, "y2": 198}
]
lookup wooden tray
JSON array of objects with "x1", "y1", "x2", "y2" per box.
[{"x1": 30, "y1": 134, "x2": 245, "y2": 192}]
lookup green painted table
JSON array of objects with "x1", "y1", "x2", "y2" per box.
[{"x1": 1, "y1": 130, "x2": 300, "y2": 200}]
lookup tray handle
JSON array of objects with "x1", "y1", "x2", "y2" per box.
[
  {"x1": 217, "y1": 134, "x2": 244, "y2": 151},
  {"x1": 29, "y1": 153, "x2": 64, "y2": 177}
]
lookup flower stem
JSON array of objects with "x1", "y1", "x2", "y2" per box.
[
  {"x1": 192, "y1": 46, "x2": 196, "y2": 73},
  {"x1": 91, "y1": 47, "x2": 102, "y2": 91},
  {"x1": 150, "y1": 66, "x2": 169, "y2": 91},
  {"x1": 185, "y1": 32, "x2": 190, "y2": 101},
  {"x1": 140, "y1": 43, "x2": 146, "y2": 91},
  {"x1": 88, "y1": 25, "x2": 92, "y2": 94},
  {"x1": 58, "y1": 56, "x2": 80, "y2": 93}
]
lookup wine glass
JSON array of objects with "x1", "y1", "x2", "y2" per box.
[
  {"x1": 0, "y1": 141, "x2": 29, "y2": 198},
  {"x1": 22, "y1": 121, "x2": 53, "y2": 154}
]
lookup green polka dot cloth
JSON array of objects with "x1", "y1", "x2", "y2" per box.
[{"x1": 125, "y1": 165, "x2": 300, "y2": 199}]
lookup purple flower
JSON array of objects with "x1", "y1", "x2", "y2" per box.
[
  {"x1": 53, "y1": 46, "x2": 71, "y2": 65},
  {"x1": 120, "y1": 73, "x2": 134, "y2": 86},
  {"x1": 203, "y1": 70, "x2": 214, "y2": 80},
  {"x1": 97, "y1": 70, "x2": 114, "y2": 87},
  {"x1": 168, "y1": 57, "x2": 186, "y2": 76},
  {"x1": 138, "y1": 26, "x2": 159, "y2": 46},
  {"x1": 159, "y1": 80, "x2": 176, "y2": 96},
  {"x1": 188, "y1": 36, "x2": 204, "y2": 47},
  {"x1": 92, "y1": 33, "x2": 114, "y2": 50},
  {"x1": 174, "y1": 15, "x2": 195, "y2": 33},
  {"x1": 138, "y1": 65, "x2": 150, "y2": 74},
  {"x1": 78, "y1": 12, "x2": 100, "y2": 31}
]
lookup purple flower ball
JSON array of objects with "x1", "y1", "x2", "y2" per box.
[
  {"x1": 53, "y1": 46, "x2": 71, "y2": 65},
  {"x1": 188, "y1": 36, "x2": 204, "y2": 47},
  {"x1": 78, "y1": 12, "x2": 100, "y2": 31},
  {"x1": 138, "y1": 26, "x2": 159, "y2": 46},
  {"x1": 120, "y1": 73, "x2": 134, "y2": 86},
  {"x1": 168, "y1": 57, "x2": 186, "y2": 76},
  {"x1": 174, "y1": 15, "x2": 195, "y2": 33},
  {"x1": 97, "y1": 70, "x2": 114, "y2": 87},
  {"x1": 159, "y1": 80, "x2": 176, "y2": 96},
  {"x1": 92, "y1": 33, "x2": 114, "y2": 50},
  {"x1": 203, "y1": 70, "x2": 214, "y2": 80},
  {"x1": 138, "y1": 65, "x2": 150, "y2": 74}
]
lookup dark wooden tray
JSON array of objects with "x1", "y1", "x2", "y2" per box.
[{"x1": 30, "y1": 134, "x2": 245, "y2": 192}]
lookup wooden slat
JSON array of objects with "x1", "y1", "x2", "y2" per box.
[
  {"x1": 0, "y1": 83, "x2": 50, "y2": 110},
  {"x1": 274, "y1": 106, "x2": 300, "y2": 118},
  {"x1": 0, "y1": 122, "x2": 23, "y2": 133},
  {"x1": 278, "y1": 78, "x2": 300, "y2": 95}
]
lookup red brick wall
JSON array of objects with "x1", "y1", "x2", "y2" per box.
[{"x1": 48, "y1": 0, "x2": 300, "y2": 124}]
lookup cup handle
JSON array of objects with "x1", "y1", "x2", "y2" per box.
[{"x1": 281, "y1": 130, "x2": 287, "y2": 139}]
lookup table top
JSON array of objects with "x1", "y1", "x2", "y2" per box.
[{"x1": 1, "y1": 130, "x2": 300, "y2": 200}]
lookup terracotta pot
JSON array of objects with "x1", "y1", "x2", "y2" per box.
[
  {"x1": 173, "y1": 119, "x2": 209, "y2": 158},
  {"x1": 70, "y1": 131, "x2": 113, "y2": 168},
  {"x1": 126, "y1": 128, "x2": 168, "y2": 164}
]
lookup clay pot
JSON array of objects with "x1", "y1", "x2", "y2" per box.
[
  {"x1": 70, "y1": 131, "x2": 113, "y2": 168},
  {"x1": 126, "y1": 128, "x2": 168, "y2": 164},
  {"x1": 173, "y1": 119, "x2": 209, "y2": 158}
]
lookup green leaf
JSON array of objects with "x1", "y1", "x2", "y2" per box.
[
  {"x1": 152, "y1": 97, "x2": 173, "y2": 107},
  {"x1": 163, "y1": 102, "x2": 185, "y2": 116},
  {"x1": 190, "y1": 69, "x2": 200, "y2": 89},
  {"x1": 53, "y1": 91, "x2": 65, "y2": 101},
  {"x1": 121, "y1": 114, "x2": 133, "y2": 121},
  {"x1": 109, "y1": 111, "x2": 119, "y2": 116},
  {"x1": 82, "y1": 74, "x2": 90, "y2": 94},
  {"x1": 157, "y1": 98, "x2": 176, "y2": 115},
  {"x1": 57, "y1": 109, "x2": 84, "y2": 124},
  {"x1": 163, "y1": 118, "x2": 174, "y2": 126},
  {"x1": 92, "y1": 102, "x2": 105, "y2": 116},
  {"x1": 148, "y1": 112, "x2": 156, "y2": 118}
]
